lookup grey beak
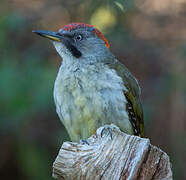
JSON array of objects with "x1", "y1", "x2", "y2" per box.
[{"x1": 32, "y1": 30, "x2": 62, "y2": 42}]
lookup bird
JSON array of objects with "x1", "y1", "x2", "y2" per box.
[{"x1": 33, "y1": 23, "x2": 144, "y2": 142}]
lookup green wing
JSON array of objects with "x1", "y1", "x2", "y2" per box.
[{"x1": 107, "y1": 59, "x2": 145, "y2": 137}]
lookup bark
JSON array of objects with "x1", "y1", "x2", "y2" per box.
[{"x1": 52, "y1": 124, "x2": 172, "y2": 180}]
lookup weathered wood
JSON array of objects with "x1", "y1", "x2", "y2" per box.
[{"x1": 52, "y1": 124, "x2": 172, "y2": 180}]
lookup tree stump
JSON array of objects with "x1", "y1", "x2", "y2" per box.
[{"x1": 52, "y1": 124, "x2": 172, "y2": 180}]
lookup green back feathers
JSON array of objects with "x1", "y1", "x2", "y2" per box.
[{"x1": 107, "y1": 60, "x2": 145, "y2": 137}]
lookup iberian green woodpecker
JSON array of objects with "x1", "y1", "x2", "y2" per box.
[{"x1": 33, "y1": 23, "x2": 144, "y2": 142}]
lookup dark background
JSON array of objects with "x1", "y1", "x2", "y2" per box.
[{"x1": 0, "y1": 0, "x2": 186, "y2": 179}]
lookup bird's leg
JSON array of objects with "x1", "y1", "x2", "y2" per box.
[
  {"x1": 80, "y1": 139, "x2": 90, "y2": 145},
  {"x1": 101, "y1": 125, "x2": 113, "y2": 140}
]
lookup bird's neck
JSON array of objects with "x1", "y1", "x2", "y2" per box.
[{"x1": 60, "y1": 50, "x2": 114, "y2": 69}]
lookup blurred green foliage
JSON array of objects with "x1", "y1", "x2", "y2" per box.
[
  {"x1": 0, "y1": 0, "x2": 186, "y2": 179},
  {"x1": 0, "y1": 14, "x2": 54, "y2": 132}
]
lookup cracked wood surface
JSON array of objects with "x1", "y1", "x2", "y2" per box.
[{"x1": 52, "y1": 124, "x2": 172, "y2": 180}]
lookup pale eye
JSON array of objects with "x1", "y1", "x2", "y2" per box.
[{"x1": 75, "y1": 34, "x2": 83, "y2": 41}]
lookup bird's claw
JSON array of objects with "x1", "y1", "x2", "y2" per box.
[
  {"x1": 80, "y1": 139, "x2": 90, "y2": 145},
  {"x1": 101, "y1": 126, "x2": 113, "y2": 140}
]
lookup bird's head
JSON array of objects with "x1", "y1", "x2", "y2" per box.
[{"x1": 33, "y1": 23, "x2": 111, "y2": 63}]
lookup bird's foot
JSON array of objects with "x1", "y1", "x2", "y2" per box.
[
  {"x1": 101, "y1": 125, "x2": 113, "y2": 140},
  {"x1": 80, "y1": 139, "x2": 90, "y2": 145}
]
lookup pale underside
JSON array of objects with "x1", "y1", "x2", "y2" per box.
[{"x1": 54, "y1": 62, "x2": 133, "y2": 142}]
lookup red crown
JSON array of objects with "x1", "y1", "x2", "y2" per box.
[{"x1": 62, "y1": 23, "x2": 110, "y2": 48}]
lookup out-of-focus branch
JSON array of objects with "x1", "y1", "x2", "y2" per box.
[{"x1": 52, "y1": 124, "x2": 172, "y2": 180}]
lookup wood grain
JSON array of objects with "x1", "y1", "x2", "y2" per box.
[{"x1": 52, "y1": 124, "x2": 172, "y2": 180}]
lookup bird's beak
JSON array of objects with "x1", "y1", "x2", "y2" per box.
[{"x1": 32, "y1": 30, "x2": 61, "y2": 42}]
